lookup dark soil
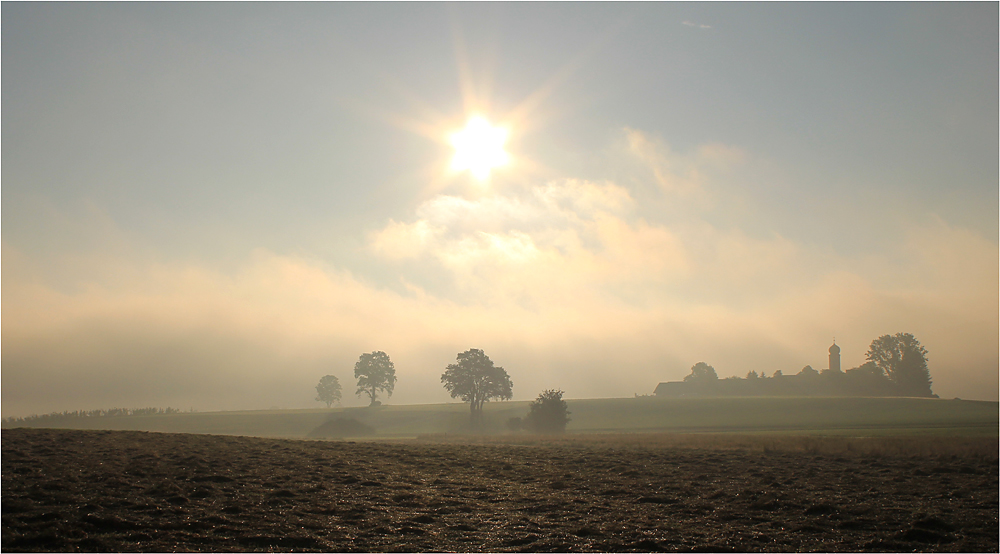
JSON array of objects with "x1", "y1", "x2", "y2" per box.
[{"x1": 3, "y1": 428, "x2": 997, "y2": 552}]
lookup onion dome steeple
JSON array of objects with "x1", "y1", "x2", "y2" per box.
[{"x1": 828, "y1": 339, "x2": 841, "y2": 372}]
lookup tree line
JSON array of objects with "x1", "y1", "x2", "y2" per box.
[
  {"x1": 678, "y1": 333, "x2": 935, "y2": 397},
  {"x1": 316, "y1": 348, "x2": 569, "y2": 432},
  {"x1": 2, "y1": 407, "x2": 182, "y2": 427}
]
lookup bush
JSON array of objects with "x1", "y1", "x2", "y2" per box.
[
  {"x1": 524, "y1": 389, "x2": 571, "y2": 434},
  {"x1": 506, "y1": 416, "x2": 523, "y2": 432},
  {"x1": 308, "y1": 418, "x2": 375, "y2": 438}
]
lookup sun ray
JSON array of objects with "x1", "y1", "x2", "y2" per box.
[
  {"x1": 449, "y1": 10, "x2": 481, "y2": 118},
  {"x1": 505, "y1": 13, "x2": 633, "y2": 131},
  {"x1": 353, "y1": 9, "x2": 634, "y2": 194}
]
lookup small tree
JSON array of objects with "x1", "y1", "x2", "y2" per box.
[
  {"x1": 683, "y1": 362, "x2": 718, "y2": 384},
  {"x1": 866, "y1": 333, "x2": 932, "y2": 396},
  {"x1": 441, "y1": 348, "x2": 513, "y2": 427},
  {"x1": 315, "y1": 375, "x2": 342, "y2": 408},
  {"x1": 525, "y1": 389, "x2": 571, "y2": 434},
  {"x1": 354, "y1": 351, "x2": 397, "y2": 407}
]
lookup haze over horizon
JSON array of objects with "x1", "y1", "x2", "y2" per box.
[{"x1": 3, "y1": 3, "x2": 997, "y2": 417}]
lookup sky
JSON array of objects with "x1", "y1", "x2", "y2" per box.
[{"x1": 3, "y1": 3, "x2": 997, "y2": 417}]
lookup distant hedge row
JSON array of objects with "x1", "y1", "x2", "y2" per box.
[{"x1": 2, "y1": 407, "x2": 181, "y2": 427}]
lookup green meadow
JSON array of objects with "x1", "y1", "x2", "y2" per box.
[{"x1": 4, "y1": 396, "x2": 996, "y2": 439}]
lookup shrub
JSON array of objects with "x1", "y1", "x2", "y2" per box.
[
  {"x1": 525, "y1": 389, "x2": 571, "y2": 434},
  {"x1": 506, "y1": 416, "x2": 523, "y2": 432},
  {"x1": 308, "y1": 418, "x2": 375, "y2": 438}
]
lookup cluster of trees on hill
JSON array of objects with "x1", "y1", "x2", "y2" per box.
[
  {"x1": 315, "y1": 350, "x2": 399, "y2": 409},
  {"x1": 674, "y1": 333, "x2": 935, "y2": 398},
  {"x1": 316, "y1": 348, "x2": 570, "y2": 433},
  {"x1": 2, "y1": 407, "x2": 182, "y2": 427}
]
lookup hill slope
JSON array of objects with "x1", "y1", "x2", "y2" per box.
[{"x1": 3, "y1": 396, "x2": 996, "y2": 439}]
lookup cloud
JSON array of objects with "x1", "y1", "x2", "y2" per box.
[
  {"x1": 361, "y1": 144, "x2": 997, "y2": 399},
  {"x1": 682, "y1": 20, "x2": 712, "y2": 30},
  {"x1": 3, "y1": 206, "x2": 997, "y2": 418},
  {"x1": 3, "y1": 139, "x2": 997, "y2": 417},
  {"x1": 370, "y1": 219, "x2": 444, "y2": 260},
  {"x1": 624, "y1": 128, "x2": 744, "y2": 202},
  {"x1": 369, "y1": 179, "x2": 692, "y2": 304},
  {"x1": 364, "y1": 164, "x2": 996, "y2": 398}
]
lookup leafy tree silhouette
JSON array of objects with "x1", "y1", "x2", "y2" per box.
[
  {"x1": 354, "y1": 351, "x2": 397, "y2": 407},
  {"x1": 683, "y1": 362, "x2": 718, "y2": 384},
  {"x1": 441, "y1": 348, "x2": 513, "y2": 428},
  {"x1": 315, "y1": 375, "x2": 342, "y2": 408},
  {"x1": 798, "y1": 365, "x2": 819, "y2": 378},
  {"x1": 525, "y1": 389, "x2": 571, "y2": 434},
  {"x1": 866, "y1": 333, "x2": 932, "y2": 397}
]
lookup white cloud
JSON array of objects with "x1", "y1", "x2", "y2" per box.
[
  {"x1": 682, "y1": 20, "x2": 712, "y2": 30},
  {"x1": 3, "y1": 205, "x2": 997, "y2": 417},
  {"x1": 357, "y1": 141, "x2": 998, "y2": 402},
  {"x1": 369, "y1": 179, "x2": 695, "y2": 303},
  {"x1": 4, "y1": 138, "x2": 996, "y2": 417},
  {"x1": 370, "y1": 219, "x2": 444, "y2": 260},
  {"x1": 532, "y1": 178, "x2": 635, "y2": 218},
  {"x1": 623, "y1": 128, "x2": 743, "y2": 204}
]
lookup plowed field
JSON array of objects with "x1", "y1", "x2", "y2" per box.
[{"x1": 3, "y1": 429, "x2": 997, "y2": 552}]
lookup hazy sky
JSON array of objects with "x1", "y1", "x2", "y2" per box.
[{"x1": 3, "y1": 3, "x2": 997, "y2": 416}]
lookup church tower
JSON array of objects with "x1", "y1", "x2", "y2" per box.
[{"x1": 828, "y1": 340, "x2": 841, "y2": 373}]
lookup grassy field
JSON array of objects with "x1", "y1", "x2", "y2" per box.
[{"x1": 4, "y1": 396, "x2": 996, "y2": 439}]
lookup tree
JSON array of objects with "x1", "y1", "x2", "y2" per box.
[
  {"x1": 866, "y1": 333, "x2": 932, "y2": 397},
  {"x1": 524, "y1": 389, "x2": 571, "y2": 434},
  {"x1": 315, "y1": 375, "x2": 342, "y2": 408},
  {"x1": 683, "y1": 362, "x2": 718, "y2": 384},
  {"x1": 798, "y1": 365, "x2": 819, "y2": 377},
  {"x1": 354, "y1": 351, "x2": 397, "y2": 406},
  {"x1": 441, "y1": 348, "x2": 513, "y2": 427},
  {"x1": 844, "y1": 361, "x2": 894, "y2": 396}
]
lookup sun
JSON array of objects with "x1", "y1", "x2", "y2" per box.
[{"x1": 449, "y1": 116, "x2": 509, "y2": 180}]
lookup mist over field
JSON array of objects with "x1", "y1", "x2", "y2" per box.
[{"x1": 3, "y1": 3, "x2": 997, "y2": 417}]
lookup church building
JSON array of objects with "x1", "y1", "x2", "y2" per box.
[{"x1": 654, "y1": 340, "x2": 844, "y2": 397}]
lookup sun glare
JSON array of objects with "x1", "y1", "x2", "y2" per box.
[{"x1": 449, "y1": 116, "x2": 509, "y2": 180}]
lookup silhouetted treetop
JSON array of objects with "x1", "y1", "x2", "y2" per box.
[
  {"x1": 683, "y1": 362, "x2": 718, "y2": 384},
  {"x1": 316, "y1": 375, "x2": 342, "y2": 408},
  {"x1": 798, "y1": 365, "x2": 819, "y2": 378},
  {"x1": 525, "y1": 389, "x2": 571, "y2": 434},
  {"x1": 355, "y1": 351, "x2": 397, "y2": 407},
  {"x1": 866, "y1": 333, "x2": 932, "y2": 397},
  {"x1": 441, "y1": 348, "x2": 513, "y2": 427}
]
